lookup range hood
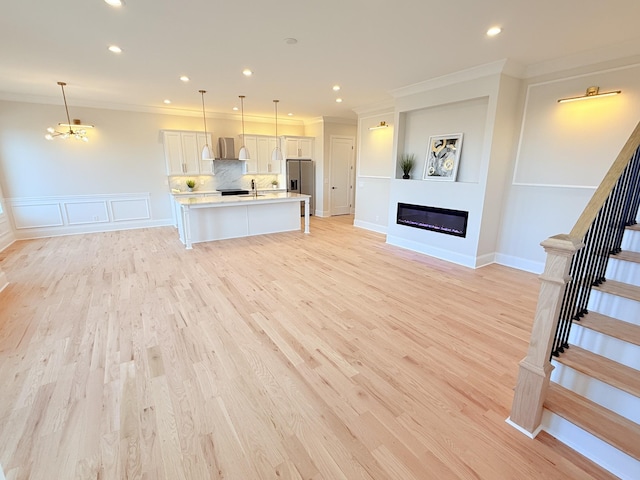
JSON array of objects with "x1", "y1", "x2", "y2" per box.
[{"x1": 216, "y1": 137, "x2": 239, "y2": 160}]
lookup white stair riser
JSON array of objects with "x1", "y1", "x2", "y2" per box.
[
  {"x1": 568, "y1": 323, "x2": 640, "y2": 370},
  {"x1": 621, "y1": 228, "x2": 640, "y2": 252},
  {"x1": 606, "y1": 257, "x2": 640, "y2": 287},
  {"x1": 541, "y1": 410, "x2": 640, "y2": 480},
  {"x1": 550, "y1": 362, "x2": 640, "y2": 424},
  {"x1": 587, "y1": 289, "x2": 640, "y2": 327}
]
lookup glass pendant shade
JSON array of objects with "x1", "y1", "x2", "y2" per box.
[
  {"x1": 239, "y1": 95, "x2": 250, "y2": 160},
  {"x1": 238, "y1": 146, "x2": 250, "y2": 160},
  {"x1": 199, "y1": 90, "x2": 213, "y2": 160},
  {"x1": 271, "y1": 99, "x2": 282, "y2": 162},
  {"x1": 271, "y1": 146, "x2": 283, "y2": 161},
  {"x1": 201, "y1": 144, "x2": 212, "y2": 160}
]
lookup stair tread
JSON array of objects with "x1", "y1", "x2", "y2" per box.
[
  {"x1": 578, "y1": 311, "x2": 640, "y2": 347},
  {"x1": 594, "y1": 279, "x2": 640, "y2": 302},
  {"x1": 556, "y1": 345, "x2": 640, "y2": 397},
  {"x1": 612, "y1": 250, "x2": 640, "y2": 264},
  {"x1": 545, "y1": 383, "x2": 640, "y2": 460}
]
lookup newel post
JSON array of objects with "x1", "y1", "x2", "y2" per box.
[{"x1": 508, "y1": 234, "x2": 583, "y2": 437}]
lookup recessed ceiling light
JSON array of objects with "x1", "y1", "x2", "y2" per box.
[
  {"x1": 332, "y1": 85, "x2": 341, "y2": 91},
  {"x1": 104, "y1": 0, "x2": 123, "y2": 6},
  {"x1": 336, "y1": 98, "x2": 343, "y2": 103},
  {"x1": 284, "y1": 38, "x2": 298, "y2": 45},
  {"x1": 242, "y1": 69, "x2": 253, "y2": 77},
  {"x1": 108, "y1": 45, "x2": 122, "y2": 53},
  {"x1": 232, "y1": 106, "x2": 239, "y2": 111},
  {"x1": 163, "y1": 99, "x2": 171, "y2": 104},
  {"x1": 288, "y1": 112, "x2": 293, "y2": 116},
  {"x1": 180, "y1": 75, "x2": 190, "y2": 82},
  {"x1": 486, "y1": 26, "x2": 502, "y2": 37}
]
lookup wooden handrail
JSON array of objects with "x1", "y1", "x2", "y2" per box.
[{"x1": 570, "y1": 120, "x2": 640, "y2": 239}]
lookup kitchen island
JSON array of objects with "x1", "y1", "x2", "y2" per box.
[{"x1": 175, "y1": 192, "x2": 310, "y2": 249}]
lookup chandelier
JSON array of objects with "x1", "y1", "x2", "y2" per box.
[{"x1": 45, "y1": 82, "x2": 94, "y2": 142}]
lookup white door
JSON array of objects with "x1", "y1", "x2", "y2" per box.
[{"x1": 329, "y1": 136, "x2": 354, "y2": 216}]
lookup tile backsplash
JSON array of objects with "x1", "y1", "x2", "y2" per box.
[{"x1": 169, "y1": 160, "x2": 282, "y2": 192}]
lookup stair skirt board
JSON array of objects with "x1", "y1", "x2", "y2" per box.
[
  {"x1": 606, "y1": 257, "x2": 640, "y2": 287},
  {"x1": 550, "y1": 362, "x2": 640, "y2": 424},
  {"x1": 569, "y1": 324, "x2": 640, "y2": 371},
  {"x1": 587, "y1": 290, "x2": 640, "y2": 327},
  {"x1": 541, "y1": 410, "x2": 640, "y2": 480}
]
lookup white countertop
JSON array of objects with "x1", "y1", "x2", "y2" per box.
[
  {"x1": 171, "y1": 188, "x2": 286, "y2": 196},
  {"x1": 175, "y1": 192, "x2": 310, "y2": 207}
]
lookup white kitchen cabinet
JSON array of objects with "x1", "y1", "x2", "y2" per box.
[
  {"x1": 241, "y1": 135, "x2": 281, "y2": 174},
  {"x1": 162, "y1": 130, "x2": 213, "y2": 175},
  {"x1": 282, "y1": 136, "x2": 313, "y2": 159},
  {"x1": 256, "y1": 136, "x2": 280, "y2": 173}
]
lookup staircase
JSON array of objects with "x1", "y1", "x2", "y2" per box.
[
  {"x1": 508, "y1": 121, "x2": 640, "y2": 480},
  {"x1": 542, "y1": 224, "x2": 640, "y2": 479}
]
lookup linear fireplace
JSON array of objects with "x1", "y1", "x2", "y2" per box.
[{"x1": 397, "y1": 203, "x2": 468, "y2": 238}]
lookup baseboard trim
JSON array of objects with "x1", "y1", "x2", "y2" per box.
[
  {"x1": 353, "y1": 219, "x2": 387, "y2": 235},
  {"x1": 14, "y1": 219, "x2": 173, "y2": 241},
  {"x1": 386, "y1": 235, "x2": 477, "y2": 268},
  {"x1": 495, "y1": 253, "x2": 544, "y2": 274},
  {"x1": 505, "y1": 417, "x2": 543, "y2": 439}
]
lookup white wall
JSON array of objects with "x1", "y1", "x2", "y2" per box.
[
  {"x1": 354, "y1": 110, "x2": 394, "y2": 233},
  {"x1": 497, "y1": 60, "x2": 640, "y2": 272},
  {"x1": 355, "y1": 57, "x2": 640, "y2": 272},
  {"x1": 385, "y1": 71, "x2": 514, "y2": 268},
  {"x1": 0, "y1": 100, "x2": 304, "y2": 238}
]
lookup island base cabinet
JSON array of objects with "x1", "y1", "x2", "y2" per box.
[
  {"x1": 180, "y1": 201, "x2": 300, "y2": 246},
  {"x1": 247, "y1": 203, "x2": 299, "y2": 235}
]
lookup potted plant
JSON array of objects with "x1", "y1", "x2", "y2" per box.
[
  {"x1": 400, "y1": 154, "x2": 415, "y2": 179},
  {"x1": 271, "y1": 179, "x2": 279, "y2": 189},
  {"x1": 186, "y1": 179, "x2": 196, "y2": 192}
]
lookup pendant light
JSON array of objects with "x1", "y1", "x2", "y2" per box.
[
  {"x1": 45, "y1": 81, "x2": 94, "y2": 142},
  {"x1": 238, "y1": 95, "x2": 250, "y2": 160},
  {"x1": 271, "y1": 99, "x2": 283, "y2": 161},
  {"x1": 199, "y1": 90, "x2": 213, "y2": 160}
]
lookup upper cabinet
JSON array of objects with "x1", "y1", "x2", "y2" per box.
[
  {"x1": 239, "y1": 135, "x2": 259, "y2": 174},
  {"x1": 241, "y1": 135, "x2": 281, "y2": 174},
  {"x1": 162, "y1": 130, "x2": 213, "y2": 175},
  {"x1": 282, "y1": 136, "x2": 314, "y2": 159}
]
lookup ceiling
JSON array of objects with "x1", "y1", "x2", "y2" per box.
[{"x1": 2, "y1": 0, "x2": 640, "y2": 123}]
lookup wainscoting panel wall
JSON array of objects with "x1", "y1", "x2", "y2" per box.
[{"x1": 8, "y1": 193, "x2": 167, "y2": 239}]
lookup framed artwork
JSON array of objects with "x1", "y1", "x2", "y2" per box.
[{"x1": 423, "y1": 133, "x2": 463, "y2": 181}]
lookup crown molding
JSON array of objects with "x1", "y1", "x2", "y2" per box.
[
  {"x1": 390, "y1": 59, "x2": 525, "y2": 98},
  {"x1": 352, "y1": 99, "x2": 395, "y2": 116},
  {"x1": 524, "y1": 40, "x2": 640, "y2": 79},
  {"x1": 0, "y1": 92, "x2": 305, "y2": 126}
]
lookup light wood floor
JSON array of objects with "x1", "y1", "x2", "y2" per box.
[{"x1": 0, "y1": 216, "x2": 614, "y2": 479}]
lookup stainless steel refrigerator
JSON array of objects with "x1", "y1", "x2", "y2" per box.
[{"x1": 286, "y1": 159, "x2": 314, "y2": 216}]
